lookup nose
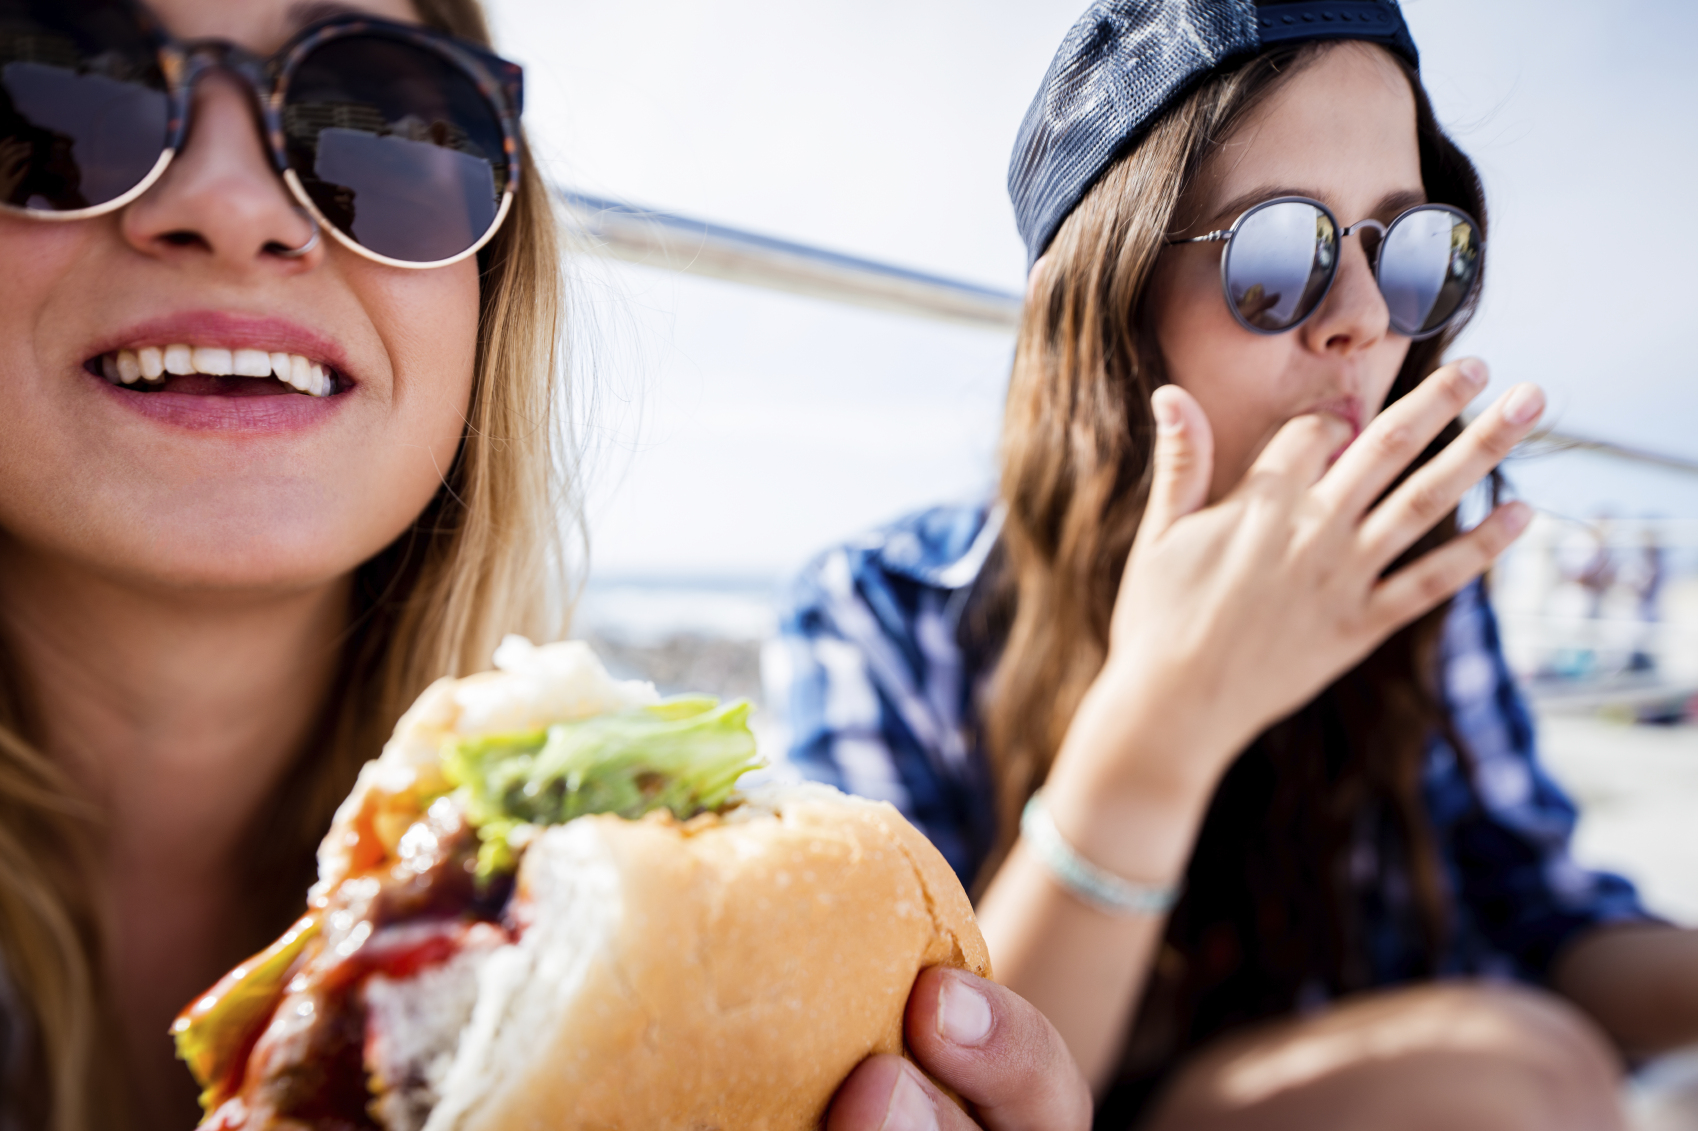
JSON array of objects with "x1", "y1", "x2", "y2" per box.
[
  {"x1": 120, "y1": 70, "x2": 322, "y2": 273},
  {"x1": 1298, "y1": 225, "x2": 1389, "y2": 355}
]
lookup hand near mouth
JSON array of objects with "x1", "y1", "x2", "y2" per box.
[{"x1": 1038, "y1": 358, "x2": 1544, "y2": 879}]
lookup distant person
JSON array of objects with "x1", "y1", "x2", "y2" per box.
[
  {"x1": 1573, "y1": 515, "x2": 1619, "y2": 621},
  {"x1": 1626, "y1": 525, "x2": 1667, "y2": 672},
  {"x1": 771, "y1": 1, "x2": 1697, "y2": 1126}
]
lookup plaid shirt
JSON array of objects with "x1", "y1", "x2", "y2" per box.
[{"x1": 764, "y1": 502, "x2": 1651, "y2": 987}]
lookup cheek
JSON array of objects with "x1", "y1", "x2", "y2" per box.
[
  {"x1": 1149, "y1": 251, "x2": 1299, "y2": 453},
  {"x1": 0, "y1": 224, "x2": 122, "y2": 544},
  {"x1": 337, "y1": 260, "x2": 482, "y2": 532},
  {"x1": 0, "y1": 221, "x2": 89, "y2": 349},
  {"x1": 1362, "y1": 338, "x2": 1411, "y2": 415},
  {"x1": 360, "y1": 261, "x2": 481, "y2": 455}
]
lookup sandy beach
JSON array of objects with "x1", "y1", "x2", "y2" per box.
[{"x1": 1540, "y1": 714, "x2": 1698, "y2": 924}]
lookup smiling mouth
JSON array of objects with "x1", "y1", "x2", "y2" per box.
[{"x1": 89, "y1": 345, "x2": 343, "y2": 398}]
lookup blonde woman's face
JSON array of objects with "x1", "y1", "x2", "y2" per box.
[
  {"x1": 0, "y1": 0, "x2": 479, "y2": 592},
  {"x1": 1147, "y1": 43, "x2": 1424, "y2": 502}
]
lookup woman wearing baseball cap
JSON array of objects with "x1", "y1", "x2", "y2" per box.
[{"x1": 774, "y1": 1, "x2": 1698, "y2": 1125}]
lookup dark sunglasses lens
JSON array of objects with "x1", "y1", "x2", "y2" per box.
[
  {"x1": 0, "y1": 0, "x2": 169, "y2": 212},
  {"x1": 284, "y1": 34, "x2": 510, "y2": 264},
  {"x1": 1223, "y1": 201, "x2": 1338, "y2": 332},
  {"x1": 1377, "y1": 207, "x2": 1481, "y2": 337}
]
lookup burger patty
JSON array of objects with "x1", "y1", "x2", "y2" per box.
[
  {"x1": 216, "y1": 799, "x2": 519, "y2": 1130},
  {"x1": 365, "y1": 928, "x2": 507, "y2": 1131}
]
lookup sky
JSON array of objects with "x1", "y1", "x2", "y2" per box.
[{"x1": 481, "y1": 0, "x2": 1698, "y2": 581}]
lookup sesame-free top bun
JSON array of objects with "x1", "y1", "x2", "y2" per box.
[{"x1": 426, "y1": 781, "x2": 991, "y2": 1131}]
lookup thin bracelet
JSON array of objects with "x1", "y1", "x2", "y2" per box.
[{"x1": 1019, "y1": 790, "x2": 1180, "y2": 917}]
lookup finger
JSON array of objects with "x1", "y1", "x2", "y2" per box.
[
  {"x1": 900, "y1": 968, "x2": 1092, "y2": 1131},
  {"x1": 1315, "y1": 357, "x2": 1490, "y2": 517},
  {"x1": 1139, "y1": 385, "x2": 1215, "y2": 540},
  {"x1": 1230, "y1": 411, "x2": 1353, "y2": 502},
  {"x1": 1366, "y1": 501, "x2": 1533, "y2": 632},
  {"x1": 828, "y1": 1055, "x2": 981, "y2": 1131},
  {"x1": 1357, "y1": 383, "x2": 1544, "y2": 568}
]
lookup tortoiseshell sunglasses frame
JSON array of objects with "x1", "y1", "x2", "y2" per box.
[{"x1": 3, "y1": 1, "x2": 525, "y2": 269}]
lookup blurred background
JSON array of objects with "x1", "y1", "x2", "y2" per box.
[{"x1": 479, "y1": 0, "x2": 1698, "y2": 926}]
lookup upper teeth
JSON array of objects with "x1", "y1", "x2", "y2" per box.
[{"x1": 102, "y1": 345, "x2": 335, "y2": 396}]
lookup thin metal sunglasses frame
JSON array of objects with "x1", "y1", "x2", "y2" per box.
[
  {"x1": 1167, "y1": 195, "x2": 1483, "y2": 340},
  {"x1": 1, "y1": 1, "x2": 525, "y2": 270}
]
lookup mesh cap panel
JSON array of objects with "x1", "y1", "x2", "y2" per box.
[{"x1": 1008, "y1": 0, "x2": 1417, "y2": 267}]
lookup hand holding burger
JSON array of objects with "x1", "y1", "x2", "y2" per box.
[{"x1": 830, "y1": 967, "x2": 1093, "y2": 1131}]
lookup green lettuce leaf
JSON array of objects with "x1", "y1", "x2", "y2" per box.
[{"x1": 442, "y1": 696, "x2": 761, "y2": 877}]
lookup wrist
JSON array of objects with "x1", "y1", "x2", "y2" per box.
[
  {"x1": 1057, "y1": 657, "x2": 1237, "y2": 799},
  {"x1": 1039, "y1": 675, "x2": 1227, "y2": 885},
  {"x1": 1019, "y1": 790, "x2": 1181, "y2": 916},
  {"x1": 1038, "y1": 770, "x2": 1210, "y2": 889}
]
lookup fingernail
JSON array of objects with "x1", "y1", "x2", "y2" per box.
[
  {"x1": 936, "y1": 973, "x2": 993, "y2": 1047},
  {"x1": 1457, "y1": 358, "x2": 1488, "y2": 389},
  {"x1": 1502, "y1": 383, "x2": 1545, "y2": 426},
  {"x1": 883, "y1": 1065, "x2": 939, "y2": 1131},
  {"x1": 1502, "y1": 501, "x2": 1533, "y2": 536},
  {"x1": 1152, "y1": 389, "x2": 1182, "y2": 433}
]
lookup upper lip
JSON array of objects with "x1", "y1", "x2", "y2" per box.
[{"x1": 85, "y1": 311, "x2": 355, "y2": 381}]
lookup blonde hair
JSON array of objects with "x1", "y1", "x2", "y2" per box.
[{"x1": 0, "y1": 2, "x2": 576, "y2": 1126}]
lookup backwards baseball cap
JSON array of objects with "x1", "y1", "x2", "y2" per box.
[{"x1": 1008, "y1": 0, "x2": 1420, "y2": 267}]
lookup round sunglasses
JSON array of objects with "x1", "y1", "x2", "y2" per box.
[
  {"x1": 1169, "y1": 197, "x2": 1484, "y2": 339},
  {"x1": 0, "y1": 0, "x2": 523, "y2": 268}
]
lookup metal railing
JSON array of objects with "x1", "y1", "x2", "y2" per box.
[
  {"x1": 559, "y1": 190, "x2": 1022, "y2": 329},
  {"x1": 559, "y1": 189, "x2": 1698, "y2": 478}
]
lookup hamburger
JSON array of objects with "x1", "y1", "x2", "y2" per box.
[{"x1": 173, "y1": 636, "x2": 990, "y2": 1131}]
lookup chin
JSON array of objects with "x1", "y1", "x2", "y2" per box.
[
  {"x1": 102, "y1": 509, "x2": 397, "y2": 593},
  {"x1": 128, "y1": 547, "x2": 365, "y2": 594},
  {"x1": 121, "y1": 471, "x2": 431, "y2": 580}
]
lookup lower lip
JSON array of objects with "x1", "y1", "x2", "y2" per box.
[{"x1": 90, "y1": 371, "x2": 349, "y2": 433}]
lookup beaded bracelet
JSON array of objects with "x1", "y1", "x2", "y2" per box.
[{"x1": 1019, "y1": 790, "x2": 1180, "y2": 917}]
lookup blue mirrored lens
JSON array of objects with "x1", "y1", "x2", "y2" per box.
[
  {"x1": 1223, "y1": 200, "x2": 1337, "y2": 331},
  {"x1": 1378, "y1": 206, "x2": 1480, "y2": 337},
  {"x1": 0, "y1": 0, "x2": 169, "y2": 211},
  {"x1": 284, "y1": 34, "x2": 508, "y2": 263}
]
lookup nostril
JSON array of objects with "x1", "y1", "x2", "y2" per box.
[
  {"x1": 264, "y1": 237, "x2": 316, "y2": 259},
  {"x1": 160, "y1": 231, "x2": 207, "y2": 250}
]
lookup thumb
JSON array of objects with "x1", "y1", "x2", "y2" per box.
[{"x1": 1140, "y1": 384, "x2": 1214, "y2": 539}]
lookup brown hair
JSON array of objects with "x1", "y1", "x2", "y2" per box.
[
  {"x1": 0, "y1": 2, "x2": 577, "y2": 1126},
  {"x1": 982, "y1": 41, "x2": 1487, "y2": 1099}
]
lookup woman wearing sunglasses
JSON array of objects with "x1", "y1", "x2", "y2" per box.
[
  {"x1": 0, "y1": 1, "x2": 1094, "y2": 1128},
  {"x1": 773, "y1": 1, "x2": 1698, "y2": 1126}
]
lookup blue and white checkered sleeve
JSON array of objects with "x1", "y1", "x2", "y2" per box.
[
  {"x1": 763, "y1": 547, "x2": 915, "y2": 813},
  {"x1": 1433, "y1": 581, "x2": 1655, "y2": 979},
  {"x1": 764, "y1": 544, "x2": 994, "y2": 883}
]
